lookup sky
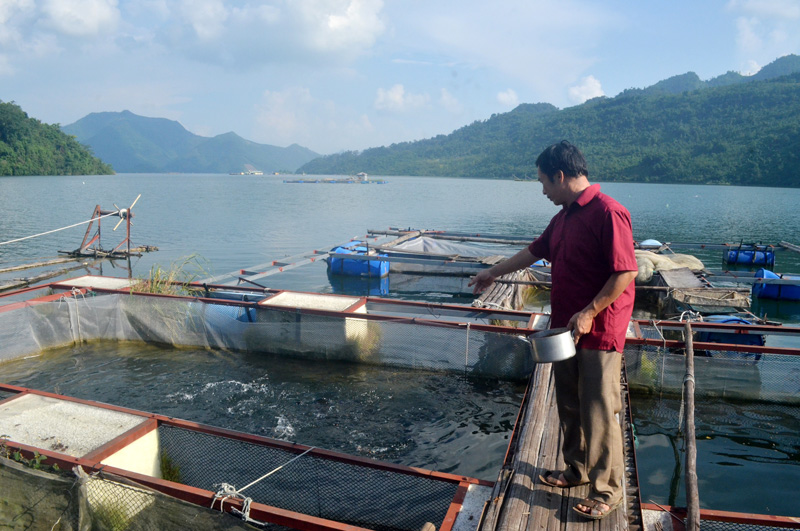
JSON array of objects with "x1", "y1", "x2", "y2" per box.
[{"x1": 2, "y1": 0, "x2": 799, "y2": 155}]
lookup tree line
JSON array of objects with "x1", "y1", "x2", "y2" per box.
[
  {"x1": 299, "y1": 73, "x2": 800, "y2": 188},
  {"x1": 0, "y1": 101, "x2": 114, "y2": 176}
]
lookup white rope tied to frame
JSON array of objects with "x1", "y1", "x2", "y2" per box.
[
  {"x1": 0, "y1": 212, "x2": 118, "y2": 247},
  {"x1": 58, "y1": 288, "x2": 87, "y2": 343},
  {"x1": 465, "y1": 322, "x2": 471, "y2": 369},
  {"x1": 211, "y1": 446, "x2": 316, "y2": 522}
]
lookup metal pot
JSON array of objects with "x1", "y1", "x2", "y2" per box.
[{"x1": 527, "y1": 327, "x2": 576, "y2": 363}]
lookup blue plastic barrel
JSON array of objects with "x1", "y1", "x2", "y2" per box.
[
  {"x1": 328, "y1": 241, "x2": 390, "y2": 278},
  {"x1": 724, "y1": 249, "x2": 775, "y2": 266},
  {"x1": 751, "y1": 268, "x2": 800, "y2": 300},
  {"x1": 696, "y1": 315, "x2": 764, "y2": 360}
]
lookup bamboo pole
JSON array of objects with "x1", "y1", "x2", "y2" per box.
[
  {"x1": 0, "y1": 262, "x2": 92, "y2": 293},
  {"x1": 0, "y1": 257, "x2": 81, "y2": 274},
  {"x1": 779, "y1": 241, "x2": 800, "y2": 254},
  {"x1": 495, "y1": 278, "x2": 675, "y2": 292},
  {"x1": 683, "y1": 321, "x2": 700, "y2": 530}
]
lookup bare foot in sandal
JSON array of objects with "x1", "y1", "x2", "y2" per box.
[
  {"x1": 573, "y1": 497, "x2": 623, "y2": 520},
  {"x1": 538, "y1": 470, "x2": 587, "y2": 488}
]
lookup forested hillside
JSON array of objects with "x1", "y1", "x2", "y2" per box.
[
  {"x1": 0, "y1": 101, "x2": 114, "y2": 176},
  {"x1": 299, "y1": 56, "x2": 800, "y2": 188}
]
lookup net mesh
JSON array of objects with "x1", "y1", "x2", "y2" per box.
[
  {"x1": 159, "y1": 425, "x2": 459, "y2": 531},
  {"x1": 626, "y1": 324, "x2": 800, "y2": 404},
  {"x1": 0, "y1": 292, "x2": 534, "y2": 381},
  {"x1": 0, "y1": 457, "x2": 256, "y2": 531}
]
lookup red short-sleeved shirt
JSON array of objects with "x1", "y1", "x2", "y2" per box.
[{"x1": 528, "y1": 184, "x2": 637, "y2": 352}]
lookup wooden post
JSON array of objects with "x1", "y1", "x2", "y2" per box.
[{"x1": 683, "y1": 321, "x2": 700, "y2": 530}]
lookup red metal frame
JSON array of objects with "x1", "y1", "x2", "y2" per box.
[
  {"x1": 0, "y1": 383, "x2": 491, "y2": 531},
  {"x1": 641, "y1": 503, "x2": 800, "y2": 528}
]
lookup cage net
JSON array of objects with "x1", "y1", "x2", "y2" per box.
[
  {"x1": 0, "y1": 457, "x2": 255, "y2": 531},
  {"x1": 159, "y1": 425, "x2": 459, "y2": 531},
  {"x1": 0, "y1": 291, "x2": 534, "y2": 381},
  {"x1": 625, "y1": 324, "x2": 800, "y2": 404},
  {"x1": 645, "y1": 510, "x2": 800, "y2": 531}
]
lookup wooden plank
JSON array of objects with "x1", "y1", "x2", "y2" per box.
[
  {"x1": 376, "y1": 230, "x2": 422, "y2": 248},
  {"x1": 481, "y1": 358, "x2": 636, "y2": 531},
  {"x1": 658, "y1": 268, "x2": 704, "y2": 289}
]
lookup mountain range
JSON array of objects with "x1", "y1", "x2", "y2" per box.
[
  {"x1": 61, "y1": 111, "x2": 319, "y2": 174},
  {"x1": 298, "y1": 54, "x2": 800, "y2": 188}
]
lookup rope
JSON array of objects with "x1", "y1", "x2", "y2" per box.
[
  {"x1": 0, "y1": 212, "x2": 119, "y2": 247},
  {"x1": 211, "y1": 446, "x2": 315, "y2": 523},
  {"x1": 58, "y1": 288, "x2": 87, "y2": 343},
  {"x1": 465, "y1": 322, "x2": 471, "y2": 368}
]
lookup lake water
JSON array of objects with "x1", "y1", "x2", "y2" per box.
[{"x1": 1, "y1": 174, "x2": 799, "y2": 514}]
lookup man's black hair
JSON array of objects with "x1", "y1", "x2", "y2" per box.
[{"x1": 535, "y1": 140, "x2": 589, "y2": 180}]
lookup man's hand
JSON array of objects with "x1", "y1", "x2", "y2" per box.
[
  {"x1": 468, "y1": 270, "x2": 496, "y2": 294},
  {"x1": 567, "y1": 309, "x2": 595, "y2": 345}
]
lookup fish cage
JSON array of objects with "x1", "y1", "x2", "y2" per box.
[
  {"x1": 626, "y1": 320, "x2": 800, "y2": 404},
  {"x1": 0, "y1": 276, "x2": 548, "y2": 381},
  {"x1": 0, "y1": 384, "x2": 490, "y2": 531}
]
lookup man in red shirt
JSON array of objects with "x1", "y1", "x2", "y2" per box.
[{"x1": 469, "y1": 141, "x2": 637, "y2": 520}]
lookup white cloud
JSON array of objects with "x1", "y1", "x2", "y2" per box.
[
  {"x1": 440, "y1": 88, "x2": 462, "y2": 113},
  {"x1": 0, "y1": 0, "x2": 34, "y2": 24},
  {"x1": 387, "y1": 1, "x2": 620, "y2": 107},
  {"x1": 374, "y1": 84, "x2": 429, "y2": 112},
  {"x1": 742, "y1": 59, "x2": 761, "y2": 75},
  {"x1": 254, "y1": 87, "x2": 375, "y2": 153},
  {"x1": 0, "y1": 0, "x2": 33, "y2": 50},
  {"x1": 568, "y1": 75, "x2": 604, "y2": 104},
  {"x1": 158, "y1": 0, "x2": 385, "y2": 68},
  {"x1": 496, "y1": 88, "x2": 518, "y2": 107},
  {"x1": 180, "y1": 0, "x2": 228, "y2": 40},
  {"x1": 41, "y1": 0, "x2": 120, "y2": 37},
  {"x1": 727, "y1": 0, "x2": 800, "y2": 69}
]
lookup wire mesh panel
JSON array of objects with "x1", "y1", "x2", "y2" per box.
[
  {"x1": 159, "y1": 425, "x2": 460, "y2": 531},
  {"x1": 696, "y1": 521, "x2": 800, "y2": 531},
  {"x1": 77, "y1": 470, "x2": 257, "y2": 531},
  {"x1": 625, "y1": 326, "x2": 800, "y2": 404}
]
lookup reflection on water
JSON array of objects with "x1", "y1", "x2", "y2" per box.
[
  {"x1": 631, "y1": 393, "x2": 800, "y2": 517},
  {"x1": 0, "y1": 340, "x2": 524, "y2": 481}
]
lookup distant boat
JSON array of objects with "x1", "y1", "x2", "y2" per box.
[{"x1": 356, "y1": 172, "x2": 368, "y2": 181}]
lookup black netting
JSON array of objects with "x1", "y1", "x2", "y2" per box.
[
  {"x1": 159, "y1": 425, "x2": 459, "y2": 531},
  {"x1": 698, "y1": 519, "x2": 799, "y2": 531}
]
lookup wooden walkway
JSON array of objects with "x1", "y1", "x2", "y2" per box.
[{"x1": 478, "y1": 361, "x2": 642, "y2": 531}]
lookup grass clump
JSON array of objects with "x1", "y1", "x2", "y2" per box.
[
  {"x1": 160, "y1": 452, "x2": 182, "y2": 483},
  {"x1": 132, "y1": 255, "x2": 209, "y2": 296}
]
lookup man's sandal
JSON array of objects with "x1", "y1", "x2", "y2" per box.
[
  {"x1": 538, "y1": 470, "x2": 588, "y2": 489},
  {"x1": 572, "y1": 497, "x2": 623, "y2": 520}
]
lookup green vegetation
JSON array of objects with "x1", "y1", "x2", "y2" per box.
[
  {"x1": 0, "y1": 100, "x2": 114, "y2": 176},
  {"x1": 299, "y1": 56, "x2": 800, "y2": 188},
  {"x1": 132, "y1": 255, "x2": 209, "y2": 296},
  {"x1": 159, "y1": 451, "x2": 182, "y2": 483}
]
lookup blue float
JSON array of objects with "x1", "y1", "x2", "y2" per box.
[
  {"x1": 327, "y1": 241, "x2": 390, "y2": 278},
  {"x1": 751, "y1": 268, "x2": 800, "y2": 301},
  {"x1": 695, "y1": 315, "x2": 764, "y2": 360},
  {"x1": 724, "y1": 248, "x2": 775, "y2": 266}
]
